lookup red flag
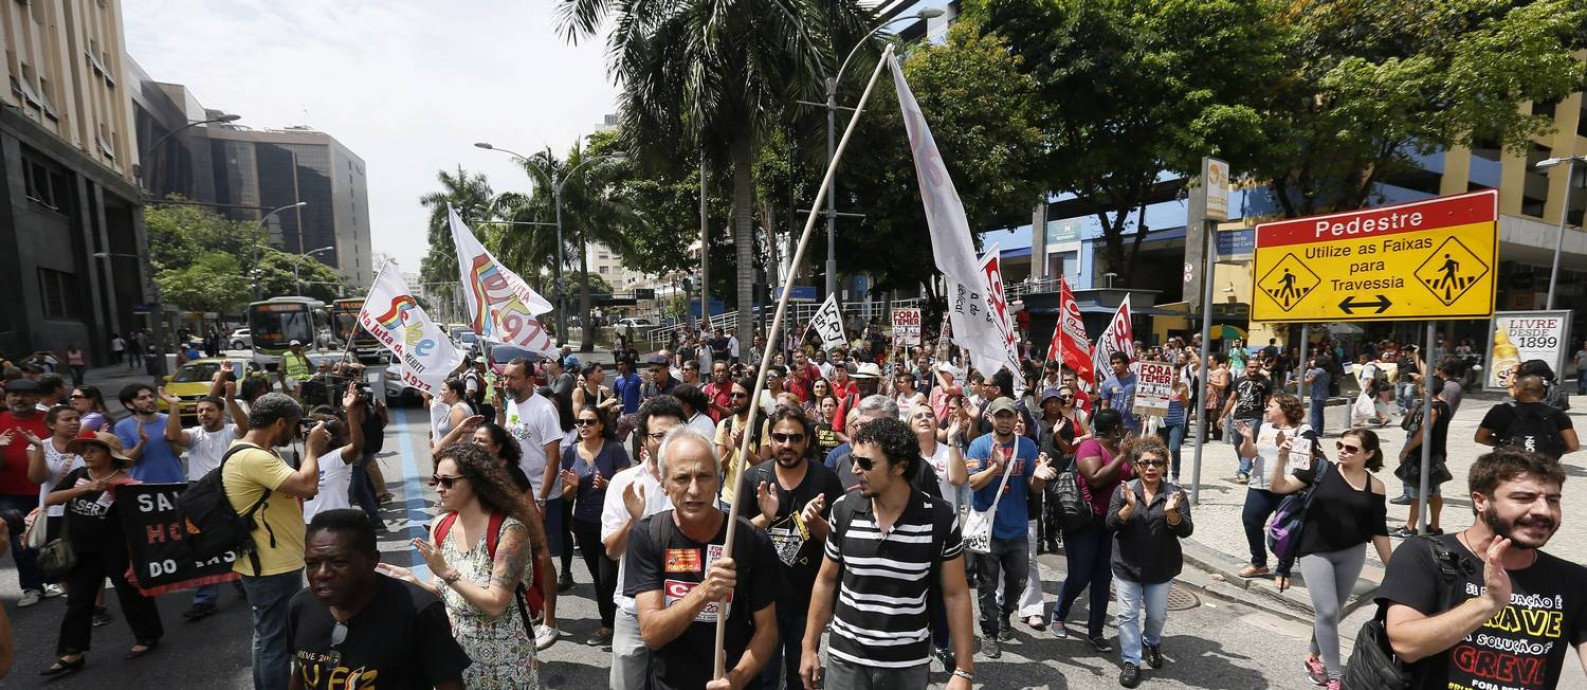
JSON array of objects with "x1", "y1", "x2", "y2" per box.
[
  {"x1": 1093, "y1": 295, "x2": 1135, "y2": 386},
  {"x1": 1046, "y1": 277, "x2": 1095, "y2": 386}
]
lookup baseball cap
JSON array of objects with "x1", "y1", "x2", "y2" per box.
[
  {"x1": 289, "y1": 339, "x2": 303, "y2": 347},
  {"x1": 4, "y1": 378, "x2": 40, "y2": 393},
  {"x1": 563, "y1": 355, "x2": 582, "y2": 370},
  {"x1": 987, "y1": 397, "x2": 1019, "y2": 416},
  {"x1": 1041, "y1": 387, "x2": 1063, "y2": 403}
]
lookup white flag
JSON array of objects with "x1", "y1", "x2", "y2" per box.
[
  {"x1": 448, "y1": 206, "x2": 557, "y2": 355},
  {"x1": 1093, "y1": 295, "x2": 1136, "y2": 384},
  {"x1": 979, "y1": 248, "x2": 1025, "y2": 396},
  {"x1": 808, "y1": 294, "x2": 847, "y2": 351},
  {"x1": 890, "y1": 56, "x2": 1011, "y2": 383},
  {"x1": 358, "y1": 264, "x2": 463, "y2": 395}
]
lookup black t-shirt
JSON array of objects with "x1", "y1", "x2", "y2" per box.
[
  {"x1": 1377, "y1": 534, "x2": 1587, "y2": 690},
  {"x1": 53, "y1": 467, "x2": 127, "y2": 554},
  {"x1": 737, "y1": 460, "x2": 844, "y2": 609},
  {"x1": 624, "y1": 512, "x2": 780, "y2": 690},
  {"x1": 813, "y1": 422, "x2": 842, "y2": 457},
  {"x1": 1229, "y1": 375, "x2": 1272, "y2": 419},
  {"x1": 1292, "y1": 461, "x2": 1387, "y2": 559},
  {"x1": 1480, "y1": 401, "x2": 1574, "y2": 460},
  {"x1": 287, "y1": 575, "x2": 472, "y2": 690}
]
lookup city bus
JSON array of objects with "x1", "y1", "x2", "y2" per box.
[
  {"x1": 247, "y1": 296, "x2": 326, "y2": 369},
  {"x1": 330, "y1": 297, "x2": 386, "y2": 364}
]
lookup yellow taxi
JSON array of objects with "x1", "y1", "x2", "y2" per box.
[{"x1": 159, "y1": 357, "x2": 250, "y2": 424}]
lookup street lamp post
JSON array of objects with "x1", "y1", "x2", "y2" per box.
[
  {"x1": 251, "y1": 202, "x2": 310, "y2": 300},
  {"x1": 1535, "y1": 155, "x2": 1587, "y2": 310},
  {"x1": 93, "y1": 252, "x2": 167, "y2": 376},
  {"x1": 296, "y1": 246, "x2": 336, "y2": 295},
  {"x1": 475, "y1": 143, "x2": 627, "y2": 347},
  {"x1": 137, "y1": 113, "x2": 241, "y2": 195},
  {"x1": 823, "y1": 9, "x2": 943, "y2": 299}
]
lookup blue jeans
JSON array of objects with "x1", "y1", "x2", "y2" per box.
[
  {"x1": 1242, "y1": 489, "x2": 1284, "y2": 568},
  {"x1": 351, "y1": 453, "x2": 382, "y2": 525},
  {"x1": 1310, "y1": 399, "x2": 1327, "y2": 437},
  {"x1": 1157, "y1": 423, "x2": 1185, "y2": 478},
  {"x1": 1397, "y1": 382, "x2": 1416, "y2": 413},
  {"x1": 1115, "y1": 578, "x2": 1171, "y2": 667},
  {"x1": 0, "y1": 494, "x2": 44, "y2": 592},
  {"x1": 759, "y1": 600, "x2": 808, "y2": 690},
  {"x1": 192, "y1": 584, "x2": 218, "y2": 606},
  {"x1": 1578, "y1": 370, "x2": 1586, "y2": 396},
  {"x1": 242, "y1": 568, "x2": 303, "y2": 690}
]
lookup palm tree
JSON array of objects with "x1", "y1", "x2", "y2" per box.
[
  {"x1": 419, "y1": 167, "x2": 496, "y2": 314},
  {"x1": 557, "y1": 0, "x2": 872, "y2": 348}
]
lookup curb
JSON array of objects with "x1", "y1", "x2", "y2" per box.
[{"x1": 1178, "y1": 540, "x2": 1382, "y2": 625}]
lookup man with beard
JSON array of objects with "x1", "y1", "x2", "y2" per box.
[
  {"x1": 496, "y1": 357, "x2": 566, "y2": 650},
  {"x1": 162, "y1": 381, "x2": 251, "y2": 621},
  {"x1": 114, "y1": 384, "x2": 185, "y2": 483},
  {"x1": 802, "y1": 416, "x2": 975, "y2": 689},
  {"x1": 1378, "y1": 449, "x2": 1587, "y2": 689},
  {"x1": 287, "y1": 510, "x2": 469, "y2": 689},
  {"x1": 738, "y1": 406, "x2": 843, "y2": 689},
  {"x1": 702, "y1": 361, "x2": 734, "y2": 423},
  {"x1": 0, "y1": 379, "x2": 49, "y2": 607},
  {"x1": 602, "y1": 395, "x2": 686, "y2": 689},
  {"x1": 965, "y1": 398, "x2": 1053, "y2": 658},
  {"x1": 712, "y1": 379, "x2": 761, "y2": 509},
  {"x1": 625, "y1": 427, "x2": 779, "y2": 690}
]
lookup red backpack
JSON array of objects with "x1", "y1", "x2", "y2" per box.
[{"x1": 432, "y1": 512, "x2": 545, "y2": 627}]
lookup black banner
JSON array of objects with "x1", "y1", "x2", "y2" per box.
[{"x1": 118, "y1": 483, "x2": 240, "y2": 596}]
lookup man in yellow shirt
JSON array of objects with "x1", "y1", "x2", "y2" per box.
[{"x1": 223, "y1": 390, "x2": 332, "y2": 690}]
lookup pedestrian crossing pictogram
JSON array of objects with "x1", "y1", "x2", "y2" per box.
[
  {"x1": 1256, "y1": 253, "x2": 1320, "y2": 312},
  {"x1": 1414, "y1": 237, "x2": 1489, "y2": 307}
]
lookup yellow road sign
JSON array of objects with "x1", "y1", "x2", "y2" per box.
[{"x1": 1251, "y1": 190, "x2": 1497, "y2": 323}]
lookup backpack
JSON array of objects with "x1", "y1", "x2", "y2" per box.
[
  {"x1": 1543, "y1": 381, "x2": 1571, "y2": 413},
  {"x1": 180, "y1": 444, "x2": 273, "y2": 576},
  {"x1": 1048, "y1": 453, "x2": 1094, "y2": 531},
  {"x1": 1497, "y1": 401, "x2": 1567, "y2": 460},
  {"x1": 1342, "y1": 537, "x2": 1470, "y2": 690},
  {"x1": 433, "y1": 512, "x2": 542, "y2": 626},
  {"x1": 1265, "y1": 428, "x2": 1324, "y2": 572}
]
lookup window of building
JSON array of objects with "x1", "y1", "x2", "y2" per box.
[
  {"x1": 38, "y1": 269, "x2": 80, "y2": 319},
  {"x1": 22, "y1": 154, "x2": 61, "y2": 210},
  {"x1": 1531, "y1": 99, "x2": 1558, "y2": 118},
  {"x1": 1522, "y1": 143, "x2": 1551, "y2": 219},
  {"x1": 599, "y1": 266, "x2": 609, "y2": 274}
]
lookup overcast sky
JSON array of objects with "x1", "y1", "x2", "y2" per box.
[{"x1": 122, "y1": 0, "x2": 617, "y2": 280}]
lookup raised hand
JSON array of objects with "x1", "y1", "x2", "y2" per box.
[
  {"x1": 1034, "y1": 453, "x2": 1057, "y2": 481},
  {"x1": 222, "y1": 380, "x2": 237, "y2": 399},
  {"x1": 800, "y1": 494, "x2": 826, "y2": 524},
  {"x1": 411, "y1": 536, "x2": 450, "y2": 576},
  {"x1": 593, "y1": 468, "x2": 607, "y2": 491},
  {"x1": 1479, "y1": 536, "x2": 1515, "y2": 610},
  {"x1": 158, "y1": 386, "x2": 182, "y2": 406},
  {"x1": 342, "y1": 381, "x2": 360, "y2": 409},
  {"x1": 756, "y1": 481, "x2": 780, "y2": 522},
  {"x1": 1166, "y1": 490, "x2": 1185, "y2": 512},
  {"x1": 622, "y1": 481, "x2": 645, "y2": 521},
  {"x1": 21, "y1": 430, "x2": 44, "y2": 448}
]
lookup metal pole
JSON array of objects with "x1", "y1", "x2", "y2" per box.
[
  {"x1": 825, "y1": 77, "x2": 838, "y2": 300},
  {"x1": 1417, "y1": 320, "x2": 1435, "y2": 533},
  {"x1": 1191, "y1": 219, "x2": 1216, "y2": 504},
  {"x1": 553, "y1": 183, "x2": 568, "y2": 347},
  {"x1": 700, "y1": 159, "x2": 710, "y2": 327},
  {"x1": 1299, "y1": 325, "x2": 1310, "y2": 405},
  {"x1": 1546, "y1": 157, "x2": 1576, "y2": 311}
]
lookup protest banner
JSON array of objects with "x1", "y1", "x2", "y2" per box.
[
  {"x1": 1093, "y1": 295, "x2": 1136, "y2": 384},
  {"x1": 120, "y1": 483, "x2": 239, "y2": 597},
  {"x1": 1134, "y1": 361, "x2": 1175, "y2": 418},
  {"x1": 892, "y1": 307, "x2": 921, "y2": 346},
  {"x1": 448, "y1": 205, "x2": 557, "y2": 355},
  {"x1": 359, "y1": 264, "x2": 463, "y2": 394},
  {"x1": 809, "y1": 294, "x2": 847, "y2": 351}
]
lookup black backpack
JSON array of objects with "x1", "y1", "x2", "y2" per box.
[
  {"x1": 179, "y1": 444, "x2": 275, "y2": 576},
  {"x1": 1497, "y1": 401, "x2": 1567, "y2": 460}
]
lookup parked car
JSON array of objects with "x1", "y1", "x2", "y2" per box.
[
  {"x1": 615, "y1": 318, "x2": 658, "y2": 330},
  {"x1": 485, "y1": 343, "x2": 545, "y2": 380},
  {"x1": 228, "y1": 328, "x2": 252, "y2": 350},
  {"x1": 383, "y1": 366, "x2": 423, "y2": 407},
  {"x1": 159, "y1": 357, "x2": 251, "y2": 425}
]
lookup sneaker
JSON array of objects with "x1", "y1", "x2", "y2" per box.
[
  {"x1": 997, "y1": 627, "x2": 1015, "y2": 642},
  {"x1": 535, "y1": 626, "x2": 560, "y2": 651},
  {"x1": 18, "y1": 589, "x2": 42, "y2": 608},
  {"x1": 91, "y1": 607, "x2": 113, "y2": 627},
  {"x1": 1234, "y1": 472, "x2": 1249, "y2": 485},
  {"x1": 981, "y1": 637, "x2": 1001, "y2": 659},
  {"x1": 1237, "y1": 565, "x2": 1270, "y2": 578},
  {"x1": 1305, "y1": 656, "x2": 1328, "y2": 686},
  {"x1": 1050, "y1": 619, "x2": 1069, "y2": 639},
  {"x1": 182, "y1": 603, "x2": 218, "y2": 621},
  {"x1": 1389, "y1": 495, "x2": 1413, "y2": 505},
  {"x1": 1145, "y1": 644, "x2": 1163, "y2": 669},
  {"x1": 42, "y1": 584, "x2": 65, "y2": 599},
  {"x1": 586, "y1": 629, "x2": 613, "y2": 647},
  {"x1": 1325, "y1": 679, "x2": 1341, "y2": 690},
  {"x1": 1119, "y1": 662, "x2": 1142, "y2": 688},
  {"x1": 1089, "y1": 635, "x2": 1114, "y2": 653},
  {"x1": 1427, "y1": 527, "x2": 1444, "y2": 535},
  {"x1": 934, "y1": 647, "x2": 956, "y2": 672},
  {"x1": 556, "y1": 572, "x2": 575, "y2": 593},
  {"x1": 1390, "y1": 526, "x2": 1416, "y2": 539}
]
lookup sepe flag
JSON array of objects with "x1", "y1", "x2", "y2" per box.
[
  {"x1": 979, "y1": 248, "x2": 1025, "y2": 396},
  {"x1": 808, "y1": 293, "x2": 847, "y2": 351},
  {"x1": 1093, "y1": 295, "x2": 1136, "y2": 384},
  {"x1": 448, "y1": 205, "x2": 557, "y2": 356},
  {"x1": 1046, "y1": 277, "x2": 1095, "y2": 385},
  {"x1": 358, "y1": 263, "x2": 463, "y2": 394},
  {"x1": 891, "y1": 55, "x2": 1012, "y2": 385}
]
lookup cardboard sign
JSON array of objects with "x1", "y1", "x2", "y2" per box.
[
  {"x1": 119, "y1": 483, "x2": 240, "y2": 596},
  {"x1": 1133, "y1": 361, "x2": 1175, "y2": 418},
  {"x1": 892, "y1": 308, "x2": 921, "y2": 346}
]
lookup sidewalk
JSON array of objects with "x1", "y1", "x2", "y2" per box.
[{"x1": 1173, "y1": 389, "x2": 1587, "y2": 621}]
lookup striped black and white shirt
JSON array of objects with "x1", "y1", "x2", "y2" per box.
[{"x1": 824, "y1": 489, "x2": 964, "y2": 669}]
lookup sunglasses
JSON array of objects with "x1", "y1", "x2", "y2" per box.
[
  {"x1": 852, "y1": 454, "x2": 879, "y2": 471},
  {"x1": 643, "y1": 431, "x2": 668, "y2": 441},
  {"x1": 1138, "y1": 460, "x2": 1167, "y2": 468},
  {"x1": 730, "y1": 392, "x2": 749, "y2": 399},
  {"x1": 69, "y1": 394, "x2": 88, "y2": 399},
  {"x1": 1336, "y1": 442, "x2": 1361, "y2": 453},
  {"x1": 575, "y1": 418, "x2": 600, "y2": 427},
  {"x1": 324, "y1": 620, "x2": 348, "y2": 671},
  {"x1": 429, "y1": 474, "x2": 466, "y2": 489},
  {"x1": 770, "y1": 432, "x2": 806, "y2": 444}
]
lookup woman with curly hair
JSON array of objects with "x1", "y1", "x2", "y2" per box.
[
  {"x1": 379, "y1": 443, "x2": 539, "y2": 689},
  {"x1": 1233, "y1": 392, "x2": 1310, "y2": 579}
]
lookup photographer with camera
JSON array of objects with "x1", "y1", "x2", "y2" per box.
[{"x1": 299, "y1": 392, "x2": 366, "y2": 525}]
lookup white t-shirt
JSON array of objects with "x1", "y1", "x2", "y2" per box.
[
  {"x1": 184, "y1": 423, "x2": 240, "y2": 481},
  {"x1": 1245, "y1": 422, "x2": 1311, "y2": 491},
  {"x1": 600, "y1": 463, "x2": 672, "y2": 615},
  {"x1": 687, "y1": 412, "x2": 717, "y2": 438},
  {"x1": 301, "y1": 447, "x2": 350, "y2": 523},
  {"x1": 505, "y1": 394, "x2": 564, "y2": 499},
  {"x1": 922, "y1": 441, "x2": 965, "y2": 512},
  {"x1": 38, "y1": 442, "x2": 84, "y2": 517}
]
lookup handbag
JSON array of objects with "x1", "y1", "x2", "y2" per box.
[
  {"x1": 1394, "y1": 456, "x2": 1453, "y2": 485},
  {"x1": 22, "y1": 508, "x2": 48, "y2": 551},
  {"x1": 38, "y1": 513, "x2": 75, "y2": 580},
  {"x1": 1342, "y1": 537, "x2": 1469, "y2": 689},
  {"x1": 1050, "y1": 456, "x2": 1094, "y2": 531},
  {"x1": 963, "y1": 453, "x2": 1017, "y2": 554}
]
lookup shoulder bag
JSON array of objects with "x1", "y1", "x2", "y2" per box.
[
  {"x1": 39, "y1": 505, "x2": 76, "y2": 579},
  {"x1": 1342, "y1": 537, "x2": 1469, "y2": 689},
  {"x1": 962, "y1": 452, "x2": 1017, "y2": 554}
]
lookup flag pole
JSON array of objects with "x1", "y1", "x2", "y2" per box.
[{"x1": 712, "y1": 44, "x2": 896, "y2": 682}]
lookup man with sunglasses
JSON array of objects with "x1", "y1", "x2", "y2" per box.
[
  {"x1": 803, "y1": 416, "x2": 975, "y2": 690},
  {"x1": 288, "y1": 509, "x2": 469, "y2": 690},
  {"x1": 737, "y1": 406, "x2": 842, "y2": 689}
]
